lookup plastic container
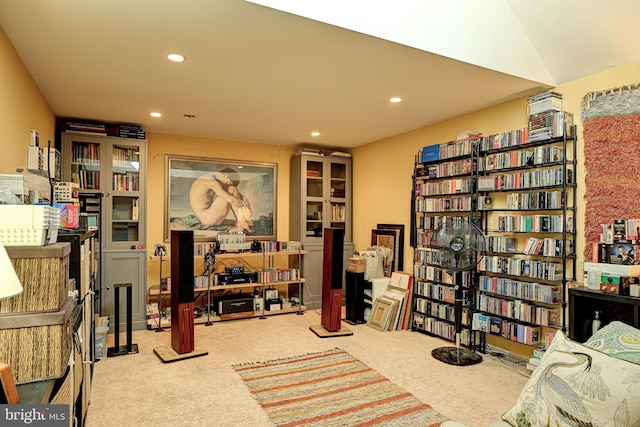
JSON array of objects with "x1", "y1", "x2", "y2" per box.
[{"x1": 94, "y1": 316, "x2": 110, "y2": 359}]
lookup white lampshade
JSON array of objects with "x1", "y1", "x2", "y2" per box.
[{"x1": 0, "y1": 240, "x2": 23, "y2": 300}]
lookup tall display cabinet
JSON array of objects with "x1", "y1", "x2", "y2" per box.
[
  {"x1": 62, "y1": 132, "x2": 148, "y2": 330},
  {"x1": 290, "y1": 153, "x2": 354, "y2": 308}
]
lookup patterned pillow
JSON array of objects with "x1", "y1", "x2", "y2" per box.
[
  {"x1": 584, "y1": 321, "x2": 640, "y2": 365},
  {"x1": 502, "y1": 331, "x2": 640, "y2": 427}
]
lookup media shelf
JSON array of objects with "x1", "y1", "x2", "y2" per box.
[
  {"x1": 147, "y1": 249, "x2": 307, "y2": 328},
  {"x1": 475, "y1": 124, "x2": 577, "y2": 353},
  {"x1": 411, "y1": 137, "x2": 481, "y2": 347}
]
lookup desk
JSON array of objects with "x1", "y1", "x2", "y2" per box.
[{"x1": 569, "y1": 286, "x2": 640, "y2": 342}]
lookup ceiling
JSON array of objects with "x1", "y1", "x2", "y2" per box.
[{"x1": 1, "y1": 0, "x2": 639, "y2": 149}]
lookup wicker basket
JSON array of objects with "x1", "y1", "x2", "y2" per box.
[
  {"x1": 2, "y1": 243, "x2": 70, "y2": 313},
  {"x1": 0, "y1": 297, "x2": 74, "y2": 384}
]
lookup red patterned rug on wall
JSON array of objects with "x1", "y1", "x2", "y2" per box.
[{"x1": 582, "y1": 83, "x2": 640, "y2": 261}]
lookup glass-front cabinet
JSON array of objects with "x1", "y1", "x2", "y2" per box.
[
  {"x1": 62, "y1": 132, "x2": 148, "y2": 330},
  {"x1": 292, "y1": 154, "x2": 351, "y2": 242},
  {"x1": 290, "y1": 153, "x2": 354, "y2": 309},
  {"x1": 62, "y1": 133, "x2": 146, "y2": 250}
]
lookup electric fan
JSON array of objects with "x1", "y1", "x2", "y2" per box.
[{"x1": 429, "y1": 216, "x2": 485, "y2": 366}]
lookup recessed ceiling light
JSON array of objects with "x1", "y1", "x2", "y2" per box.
[
  {"x1": 389, "y1": 97, "x2": 402, "y2": 103},
  {"x1": 167, "y1": 53, "x2": 185, "y2": 63},
  {"x1": 150, "y1": 112, "x2": 162, "y2": 117},
  {"x1": 311, "y1": 131, "x2": 320, "y2": 137}
]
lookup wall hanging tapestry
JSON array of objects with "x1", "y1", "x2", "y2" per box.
[
  {"x1": 232, "y1": 348, "x2": 448, "y2": 426},
  {"x1": 581, "y1": 83, "x2": 640, "y2": 261}
]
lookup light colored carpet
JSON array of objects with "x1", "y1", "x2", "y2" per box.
[{"x1": 85, "y1": 310, "x2": 530, "y2": 427}]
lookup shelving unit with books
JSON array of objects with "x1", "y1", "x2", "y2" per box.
[
  {"x1": 147, "y1": 244, "x2": 307, "y2": 328},
  {"x1": 410, "y1": 136, "x2": 481, "y2": 347},
  {"x1": 474, "y1": 114, "x2": 577, "y2": 354}
]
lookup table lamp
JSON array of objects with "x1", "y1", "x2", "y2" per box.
[{"x1": 0, "y1": 240, "x2": 23, "y2": 300}]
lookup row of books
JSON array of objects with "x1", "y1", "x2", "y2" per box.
[
  {"x1": 528, "y1": 111, "x2": 573, "y2": 142},
  {"x1": 520, "y1": 237, "x2": 568, "y2": 257},
  {"x1": 414, "y1": 281, "x2": 456, "y2": 303},
  {"x1": 414, "y1": 195, "x2": 473, "y2": 213},
  {"x1": 501, "y1": 190, "x2": 566, "y2": 211},
  {"x1": 412, "y1": 263, "x2": 472, "y2": 285},
  {"x1": 477, "y1": 275, "x2": 561, "y2": 304},
  {"x1": 414, "y1": 298, "x2": 469, "y2": 325},
  {"x1": 71, "y1": 142, "x2": 101, "y2": 162},
  {"x1": 478, "y1": 256, "x2": 563, "y2": 281},
  {"x1": 473, "y1": 313, "x2": 541, "y2": 345},
  {"x1": 485, "y1": 236, "x2": 517, "y2": 253},
  {"x1": 412, "y1": 313, "x2": 472, "y2": 346},
  {"x1": 601, "y1": 218, "x2": 640, "y2": 243},
  {"x1": 416, "y1": 215, "x2": 468, "y2": 231},
  {"x1": 259, "y1": 268, "x2": 300, "y2": 283},
  {"x1": 112, "y1": 172, "x2": 139, "y2": 192},
  {"x1": 414, "y1": 177, "x2": 472, "y2": 196},
  {"x1": 417, "y1": 158, "x2": 473, "y2": 179},
  {"x1": 495, "y1": 214, "x2": 569, "y2": 233},
  {"x1": 481, "y1": 145, "x2": 563, "y2": 171},
  {"x1": 256, "y1": 240, "x2": 302, "y2": 252},
  {"x1": 527, "y1": 91, "x2": 562, "y2": 115},
  {"x1": 475, "y1": 166, "x2": 572, "y2": 191},
  {"x1": 476, "y1": 294, "x2": 561, "y2": 327},
  {"x1": 64, "y1": 121, "x2": 107, "y2": 135}
]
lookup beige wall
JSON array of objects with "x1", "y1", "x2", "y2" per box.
[
  {"x1": 352, "y1": 60, "x2": 640, "y2": 280},
  {"x1": 0, "y1": 27, "x2": 55, "y2": 175}
]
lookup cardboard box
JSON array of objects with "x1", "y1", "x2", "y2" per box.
[{"x1": 347, "y1": 257, "x2": 366, "y2": 273}]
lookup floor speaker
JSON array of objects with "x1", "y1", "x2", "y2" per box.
[
  {"x1": 171, "y1": 230, "x2": 195, "y2": 354},
  {"x1": 321, "y1": 228, "x2": 344, "y2": 332}
]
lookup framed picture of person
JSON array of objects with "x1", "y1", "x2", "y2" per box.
[{"x1": 165, "y1": 155, "x2": 277, "y2": 241}]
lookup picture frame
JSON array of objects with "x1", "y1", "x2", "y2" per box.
[
  {"x1": 371, "y1": 228, "x2": 401, "y2": 277},
  {"x1": 367, "y1": 297, "x2": 394, "y2": 332},
  {"x1": 165, "y1": 155, "x2": 277, "y2": 241},
  {"x1": 376, "y1": 224, "x2": 405, "y2": 271}
]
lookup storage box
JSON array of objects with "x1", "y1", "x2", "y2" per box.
[
  {"x1": 0, "y1": 297, "x2": 75, "y2": 383},
  {"x1": 265, "y1": 298, "x2": 282, "y2": 311},
  {"x1": 94, "y1": 316, "x2": 109, "y2": 359},
  {"x1": 0, "y1": 205, "x2": 60, "y2": 246},
  {"x1": 54, "y1": 203, "x2": 80, "y2": 229},
  {"x1": 2, "y1": 243, "x2": 71, "y2": 313},
  {"x1": 347, "y1": 257, "x2": 366, "y2": 273}
]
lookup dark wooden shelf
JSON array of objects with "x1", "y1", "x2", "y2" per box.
[{"x1": 568, "y1": 286, "x2": 640, "y2": 342}]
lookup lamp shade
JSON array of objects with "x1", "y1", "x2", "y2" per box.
[{"x1": 0, "y1": 240, "x2": 23, "y2": 300}]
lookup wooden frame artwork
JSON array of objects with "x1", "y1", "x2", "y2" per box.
[
  {"x1": 371, "y1": 228, "x2": 400, "y2": 277},
  {"x1": 367, "y1": 298, "x2": 393, "y2": 331},
  {"x1": 376, "y1": 224, "x2": 405, "y2": 271},
  {"x1": 165, "y1": 155, "x2": 277, "y2": 241}
]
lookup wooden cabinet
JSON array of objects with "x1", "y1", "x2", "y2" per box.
[
  {"x1": 290, "y1": 154, "x2": 353, "y2": 306},
  {"x1": 62, "y1": 132, "x2": 147, "y2": 330}
]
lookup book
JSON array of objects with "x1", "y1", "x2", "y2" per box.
[{"x1": 613, "y1": 219, "x2": 627, "y2": 242}]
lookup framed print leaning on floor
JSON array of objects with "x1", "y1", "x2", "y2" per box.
[{"x1": 165, "y1": 155, "x2": 277, "y2": 241}]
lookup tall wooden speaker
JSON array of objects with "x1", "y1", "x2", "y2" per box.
[
  {"x1": 171, "y1": 230, "x2": 195, "y2": 354},
  {"x1": 321, "y1": 228, "x2": 344, "y2": 332}
]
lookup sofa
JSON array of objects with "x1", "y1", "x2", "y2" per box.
[{"x1": 443, "y1": 321, "x2": 640, "y2": 427}]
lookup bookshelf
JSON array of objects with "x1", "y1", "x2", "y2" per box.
[
  {"x1": 411, "y1": 136, "x2": 481, "y2": 347},
  {"x1": 475, "y1": 124, "x2": 577, "y2": 353}
]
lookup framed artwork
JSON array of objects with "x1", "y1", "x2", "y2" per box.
[
  {"x1": 371, "y1": 228, "x2": 401, "y2": 277},
  {"x1": 367, "y1": 298, "x2": 394, "y2": 332},
  {"x1": 376, "y1": 224, "x2": 405, "y2": 271},
  {"x1": 165, "y1": 155, "x2": 277, "y2": 241}
]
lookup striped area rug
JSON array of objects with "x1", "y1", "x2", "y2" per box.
[{"x1": 232, "y1": 348, "x2": 448, "y2": 426}]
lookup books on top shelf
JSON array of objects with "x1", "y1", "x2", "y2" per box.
[{"x1": 294, "y1": 148, "x2": 324, "y2": 156}]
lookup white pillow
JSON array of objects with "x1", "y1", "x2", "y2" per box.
[{"x1": 502, "y1": 331, "x2": 640, "y2": 426}]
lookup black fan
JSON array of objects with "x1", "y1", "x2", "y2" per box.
[{"x1": 430, "y1": 217, "x2": 485, "y2": 366}]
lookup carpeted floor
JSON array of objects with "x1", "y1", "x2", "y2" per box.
[
  {"x1": 85, "y1": 309, "x2": 530, "y2": 426},
  {"x1": 233, "y1": 347, "x2": 448, "y2": 426}
]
